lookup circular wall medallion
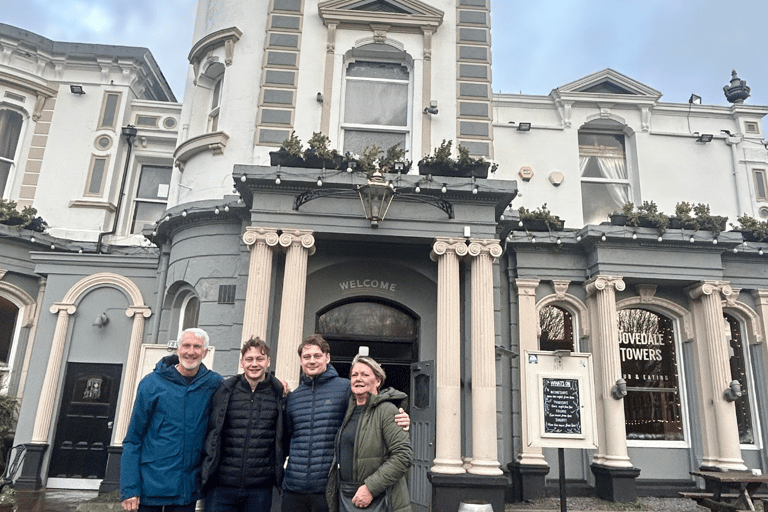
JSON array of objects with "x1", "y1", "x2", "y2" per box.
[
  {"x1": 95, "y1": 135, "x2": 113, "y2": 150},
  {"x1": 163, "y1": 117, "x2": 178, "y2": 129}
]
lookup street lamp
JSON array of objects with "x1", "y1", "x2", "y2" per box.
[{"x1": 358, "y1": 170, "x2": 395, "y2": 228}]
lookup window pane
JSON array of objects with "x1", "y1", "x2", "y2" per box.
[
  {"x1": 100, "y1": 93, "x2": 119, "y2": 128},
  {"x1": 578, "y1": 132, "x2": 625, "y2": 153},
  {"x1": 0, "y1": 297, "x2": 18, "y2": 365},
  {"x1": 182, "y1": 297, "x2": 200, "y2": 331},
  {"x1": 754, "y1": 170, "x2": 767, "y2": 200},
  {"x1": 539, "y1": 305, "x2": 574, "y2": 352},
  {"x1": 581, "y1": 182, "x2": 629, "y2": 225},
  {"x1": 0, "y1": 110, "x2": 23, "y2": 160},
  {"x1": 317, "y1": 301, "x2": 416, "y2": 339},
  {"x1": 0, "y1": 160, "x2": 10, "y2": 197},
  {"x1": 618, "y1": 309, "x2": 683, "y2": 441},
  {"x1": 88, "y1": 158, "x2": 107, "y2": 195},
  {"x1": 347, "y1": 62, "x2": 409, "y2": 80},
  {"x1": 343, "y1": 131, "x2": 405, "y2": 156},
  {"x1": 136, "y1": 166, "x2": 172, "y2": 199},
  {"x1": 131, "y1": 201, "x2": 166, "y2": 234},
  {"x1": 725, "y1": 314, "x2": 754, "y2": 444},
  {"x1": 344, "y1": 81, "x2": 408, "y2": 126}
]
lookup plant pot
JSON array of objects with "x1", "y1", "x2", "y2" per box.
[
  {"x1": 303, "y1": 150, "x2": 339, "y2": 170},
  {"x1": 418, "y1": 161, "x2": 489, "y2": 178},
  {"x1": 269, "y1": 150, "x2": 304, "y2": 168},
  {"x1": 610, "y1": 214, "x2": 628, "y2": 226},
  {"x1": 418, "y1": 161, "x2": 452, "y2": 176},
  {"x1": 732, "y1": 230, "x2": 764, "y2": 242},
  {"x1": 516, "y1": 219, "x2": 564, "y2": 232}
]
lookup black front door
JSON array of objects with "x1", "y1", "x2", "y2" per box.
[{"x1": 48, "y1": 363, "x2": 122, "y2": 479}]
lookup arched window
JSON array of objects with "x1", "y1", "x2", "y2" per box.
[
  {"x1": 0, "y1": 109, "x2": 23, "y2": 197},
  {"x1": 539, "y1": 305, "x2": 574, "y2": 352},
  {"x1": 0, "y1": 296, "x2": 18, "y2": 365},
  {"x1": 618, "y1": 308, "x2": 683, "y2": 441},
  {"x1": 579, "y1": 121, "x2": 631, "y2": 225},
  {"x1": 169, "y1": 291, "x2": 199, "y2": 343},
  {"x1": 724, "y1": 313, "x2": 755, "y2": 444},
  {"x1": 341, "y1": 44, "x2": 412, "y2": 155}
]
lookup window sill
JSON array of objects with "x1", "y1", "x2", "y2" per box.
[
  {"x1": 69, "y1": 199, "x2": 117, "y2": 212},
  {"x1": 174, "y1": 131, "x2": 229, "y2": 171}
]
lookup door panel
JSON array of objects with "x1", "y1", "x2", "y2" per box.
[
  {"x1": 48, "y1": 363, "x2": 122, "y2": 479},
  {"x1": 409, "y1": 361, "x2": 435, "y2": 512}
]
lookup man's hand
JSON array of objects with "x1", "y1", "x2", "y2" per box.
[
  {"x1": 280, "y1": 379, "x2": 291, "y2": 397},
  {"x1": 394, "y1": 407, "x2": 410, "y2": 431},
  {"x1": 352, "y1": 484, "x2": 374, "y2": 508},
  {"x1": 122, "y1": 496, "x2": 140, "y2": 511}
]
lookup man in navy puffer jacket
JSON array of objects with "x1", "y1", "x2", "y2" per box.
[{"x1": 282, "y1": 334, "x2": 409, "y2": 512}]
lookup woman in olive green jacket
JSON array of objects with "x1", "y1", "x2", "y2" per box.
[{"x1": 327, "y1": 355, "x2": 413, "y2": 512}]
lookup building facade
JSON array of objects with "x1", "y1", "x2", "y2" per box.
[{"x1": 1, "y1": 0, "x2": 768, "y2": 510}]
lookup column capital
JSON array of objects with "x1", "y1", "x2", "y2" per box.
[
  {"x1": 243, "y1": 226, "x2": 280, "y2": 248},
  {"x1": 126, "y1": 306, "x2": 152, "y2": 318},
  {"x1": 467, "y1": 238, "x2": 503, "y2": 259},
  {"x1": 279, "y1": 229, "x2": 316, "y2": 254},
  {"x1": 687, "y1": 281, "x2": 732, "y2": 301},
  {"x1": 515, "y1": 278, "x2": 540, "y2": 296},
  {"x1": 751, "y1": 288, "x2": 768, "y2": 305},
  {"x1": 431, "y1": 237, "x2": 468, "y2": 261},
  {"x1": 584, "y1": 275, "x2": 625, "y2": 297},
  {"x1": 50, "y1": 302, "x2": 76, "y2": 315}
]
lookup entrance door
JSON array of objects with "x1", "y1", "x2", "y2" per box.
[
  {"x1": 48, "y1": 363, "x2": 122, "y2": 479},
  {"x1": 409, "y1": 361, "x2": 435, "y2": 512}
]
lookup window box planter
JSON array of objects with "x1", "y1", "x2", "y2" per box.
[
  {"x1": 516, "y1": 218, "x2": 564, "y2": 232},
  {"x1": 302, "y1": 150, "x2": 342, "y2": 170},
  {"x1": 417, "y1": 161, "x2": 490, "y2": 178},
  {"x1": 609, "y1": 213, "x2": 628, "y2": 226},
  {"x1": 269, "y1": 149, "x2": 305, "y2": 168}
]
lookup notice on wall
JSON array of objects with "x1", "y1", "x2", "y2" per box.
[{"x1": 525, "y1": 351, "x2": 597, "y2": 449}]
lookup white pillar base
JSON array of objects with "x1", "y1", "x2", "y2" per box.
[{"x1": 431, "y1": 459, "x2": 467, "y2": 475}]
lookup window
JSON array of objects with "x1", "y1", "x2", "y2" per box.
[
  {"x1": 130, "y1": 165, "x2": 172, "y2": 234},
  {"x1": 579, "y1": 129, "x2": 630, "y2": 226},
  {"x1": 169, "y1": 291, "x2": 200, "y2": 343},
  {"x1": 98, "y1": 93, "x2": 122, "y2": 130},
  {"x1": 341, "y1": 59, "x2": 410, "y2": 154},
  {"x1": 0, "y1": 109, "x2": 23, "y2": 197},
  {"x1": 0, "y1": 297, "x2": 17, "y2": 365},
  {"x1": 745, "y1": 121, "x2": 759, "y2": 134},
  {"x1": 753, "y1": 169, "x2": 767, "y2": 201},
  {"x1": 85, "y1": 156, "x2": 110, "y2": 196},
  {"x1": 618, "y1": 308, "x2": 683, "y2": 441},
  {"x1": 725, "y1": 314, "x2": 755, "y2": 444},
  {"x1": 539, "y1": 305, "x2": 574, "y2": 352},
  {"x1": 209, "y1": 75, "x2": 223, "y2": 132}
]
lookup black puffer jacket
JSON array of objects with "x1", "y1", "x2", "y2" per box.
[{"x1": 201, "y1": 373, "x2": 285, "y2": 490}]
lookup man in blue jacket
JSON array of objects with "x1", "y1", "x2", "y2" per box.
[
  {"x1": 282, "y1": 334, "x2": 408, "y2": 512},
  {"x1": 120, "y1": 328, "x2": 222, "y2": 512}
]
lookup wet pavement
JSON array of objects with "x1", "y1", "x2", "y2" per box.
[{"x1": 11, "y1": 489, "x2": 102, "y2": 512}]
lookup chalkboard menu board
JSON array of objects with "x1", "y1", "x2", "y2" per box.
[{"x1": 542, "y1": 378, "x2": 581, "y2": 435}]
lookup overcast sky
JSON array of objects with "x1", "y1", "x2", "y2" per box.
[{"x1": 2, "y1": 0, "x2": 767, "y2": 108}]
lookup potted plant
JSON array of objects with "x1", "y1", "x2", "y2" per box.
[
  {"x1": 516, "y1": 204, "x2": 564, "y2": 231},
  {"x1": 378, "y1": 143, "x2": 411, "y2": 173},
  {"x1": 730, "y1": 214, "x2": 768, "y2": 242},
  {"x1": 303, "y1": 132, "x2": 341, "y2": 170},
  {"x1": 0, "y1": 200, "x2": 47, "y2": 233},
  {"x1": 690, "y1": 203, "x2": 727, "y2": 234},
  {"x1": 418, "y1": 140, "x2": 496, "y2": 178},
  {"x1": 610, "y1": 201, "x2": 669, "y2": 234},
  {"x1": 269, "y1": 131, "x2": 305, "y2": 167}
]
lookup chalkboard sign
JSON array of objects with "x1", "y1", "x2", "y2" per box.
[{"x1": 542, "y1": 378, "x2": 581, "y2": 435}]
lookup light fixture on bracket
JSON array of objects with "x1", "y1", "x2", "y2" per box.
[
  {"x1": 516, "y1": 122, "x2": 532, "y2": 132},
  {"x1": 689, "y1": 94, "x2": 702, "y2": 105},
  {"x1": 70, "y1": 84, "x2": 86, "y2": 95},
  {"x1": 423, "y1": 100, "x2": 438, "y2": 115},
  {"x1": 358, "y1": 170, "x2": 395, "y2": 228},
  {"x1": 93, "y1": 312, "x2": 109, "y2": 328},
  {"x1": 696, "y1": 133, "x2": 714, "y2": 143}
]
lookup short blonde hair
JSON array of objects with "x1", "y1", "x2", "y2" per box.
[{"x1": 351, "y1": 355, "x2": 386, "y2": 390}]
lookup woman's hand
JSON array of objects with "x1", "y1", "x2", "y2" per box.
[
  {"x1": 394, "y1": 407, "x2": 410, "y2": 431},
  {"x1": 352, "y1": 484, "x2": 374, "y2": 508}
]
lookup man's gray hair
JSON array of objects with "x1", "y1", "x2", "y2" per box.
[
  {"x1": 351, "y1": 354, "x2": 386, "y2": 389},
  {"x1": 182, "y1": 328, "x2": 210, "y2": 348}
]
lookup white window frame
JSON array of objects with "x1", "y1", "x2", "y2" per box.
[
  {"x1": 724, "y1": 312, "x2": 762, "y2": 451},
  {"x1": 752, "y1": 168, "x2": 768, "y2": 202},
  {"x1": 0, "y1": 105, "x2": 27, "y2": 199},
  {"x1": 129, "y1": 162, "x2": 172, "y2": 234}
]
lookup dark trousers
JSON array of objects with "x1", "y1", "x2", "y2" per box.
[
  {"x1": 204, "y1": 486, "x2": 273, "y2": 512},
  {"x1": 280, "y1": 491, "x2": 328, "y2": 512},
  {"x1": 138, "y1": 503, "x2": 197, "y2": 512}
]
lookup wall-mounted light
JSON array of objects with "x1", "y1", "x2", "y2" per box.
[
  {"x1": 93, "y1": 312, "x2": 109, "y2": 328},
  {"x1": 70, "y1": 85, "x2": 86, "y2": 95},
  {"x1": 316, "y1": 92, "x2": 323, "y2": 103},
  {"x1": 723, "y1": 380, "x2": 742, "y2": 402},
  {"x1": 611, "y1": 378, "x2": 627, "y2": 399},
  {"x1": 516, "y1": 122, "x2": 532, "y2": 132},
  {"x1": 423, "y1": 100, "x2": 438, "y2": 115},
  {"x1": 696, "y1": 133, "x2": 714, "y2": 143},
  {"x1": 689, "y1": 94, "x2": 702, "y2": 105}
]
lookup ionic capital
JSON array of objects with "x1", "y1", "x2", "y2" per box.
[
  {"x1": 127, "y1": 306, "x2": 152, "y2": 319},
  {"x1": 431, "y1": 237, "x2": 468, "y2": 261},
  {"x1": 243, "y1": 226, "x2": 280, "y2": 248},
  {"x1": 688, "y1": 281, "x2": 732, "y2": 301},
  {"x1": 50, "y1": 302, "x2": 76, "y2": 315},
  {"x1": 467, "y1": 239, "x2": 503, "y2": 259},
  {"x1": 584, "y1": 275, "x2": 625, "y2": 297},
  {"x1": 279, "y1": 229, "x2": 316, "y2": 255}
]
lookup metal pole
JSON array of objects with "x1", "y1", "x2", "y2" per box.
[{"x1": 559, "y1": 447, "x2": 567, "y2": 512}]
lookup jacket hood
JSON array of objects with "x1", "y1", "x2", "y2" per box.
[
  {"x1": 300, "y1": 362, "x2": 339, "y2": 386},
  {"x1": 367, "y1": 387, "x2": 407, "y2": 408},
  {"x1": 154, "y1": 354, "x2": 212, "y2": 385}
]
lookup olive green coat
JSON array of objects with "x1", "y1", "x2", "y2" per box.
[{"x1": 326, "y1": 387, "x2": 413, "y2": 512}]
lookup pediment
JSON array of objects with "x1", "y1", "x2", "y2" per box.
[
  {"x1": 557, "y1": 68, "x2": 661, "y2": 99},
  {"x1": 318, "y1": 0, "x2": 443, "y2": 32}
]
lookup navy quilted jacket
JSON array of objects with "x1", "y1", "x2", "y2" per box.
[{"x1": 283, "y1": 364, "x2": 351, "y2": 494}]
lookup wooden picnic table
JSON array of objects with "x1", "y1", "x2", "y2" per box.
[{"x1": 683, "y1": 470, "x2": 768, "y2": 511}]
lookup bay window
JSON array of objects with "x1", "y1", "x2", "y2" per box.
[
  {"x1": 579, "y1": 129, "x2": 630, "y2": 226},
  {"x1": 0, "y1": 109, "x2": 23, "y2": 197}
]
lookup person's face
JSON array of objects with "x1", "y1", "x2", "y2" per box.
[
  {"x1": 350, "y1": 362, "x2": 381, "y2": 398},
  {"x1": 241, "y1": 346, "x2": 270, "y2": 385},
  {"x1": 300, "y1": 344, "x2": 330, "y2": 378},
  {"x1": 177, "y1": 331, "x2": 208, "y2": 373}
]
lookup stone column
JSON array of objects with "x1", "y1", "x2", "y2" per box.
[
  {"x1": 688, "y1": 281, "x2": 746, "y2": 470},
  {"x1": 430, "y1": 237, "x2": 467, "y2": 474},
  {"x1": 584, "y1": 276, "x2": 632, "y2": 468},
  {"x1": 31, "y1": 302, "x2": 76, "y2": 443},
  {"x1": 274, "y1": 229, "x2": 315, "y2": 391},
  {"x1": 467, "y1": 239, "x2": 503, "y2": 476},
  {"x1": 242, "y1": 227, "x2": 280, "y2": 341},
  {"x1": 513, "y1": 278, "x2": 547, "y2": 467},
  {"x1": 112, "y1": 306, "x2": 152, "y2": 445}
]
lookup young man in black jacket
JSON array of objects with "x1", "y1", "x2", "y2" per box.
[{"x1": 201, "y1": 337, "x2": 285, "y2": 512}]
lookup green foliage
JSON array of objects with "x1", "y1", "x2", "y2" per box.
[
  {"x1": 0, "y1": 394, "x2": 17, "y2": 439},
  {"x1": 0, "y1": 199, "x2": 48, "y2": 232},
  {"x1": 616, "y1": 201, "x2": 669, "y2": 234},
  {"x1": 378, "y1": 143, "x2": 411, "y2": 173},
  {"x1": 690, "y1": 203, "x2": 727, "y2": 234},
  {"x1": 355, "y1": 144, "x2": 383, "y2": 174},
  {"x1": 732, "y1": 214, "x2": 768, "y2": 242},
  {"x1": 280, "y1": 131, "x2": 303, "y2": 156},
  {"x1": 420, "y1": 140, "x2": 497, "y2": 174},
  {"x1": 518, "y1": 203, "x2": 564, "y2": 230},
  {"x1": 305, "y1": 132, "x2": 339, "y2": 161}
]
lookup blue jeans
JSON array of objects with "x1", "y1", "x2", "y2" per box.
[
  {"x1": 280, "y1": 491, "x2": 328, "y2": 512},
  {"x1": 204, "y1": 485, "x2": 273, "y2": 512}
]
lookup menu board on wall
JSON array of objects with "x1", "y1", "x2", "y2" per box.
[{"x1": 542, "y1": 378, "x2": 581, "y2": 435}]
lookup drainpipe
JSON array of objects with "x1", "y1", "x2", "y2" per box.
[
  {"x1": 149, "y1": 245, "x2": 171, "y2": 344},
  {"x1": 97, "y1": 125, "x2": 137, "y2": 254},
  {"x1": 725, "y1": 134, "x2": 746, "y2": 217}
]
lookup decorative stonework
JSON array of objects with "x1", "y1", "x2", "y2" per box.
[{"x1": 553, "y1": 280, "x2": 570, "y2": 299}]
